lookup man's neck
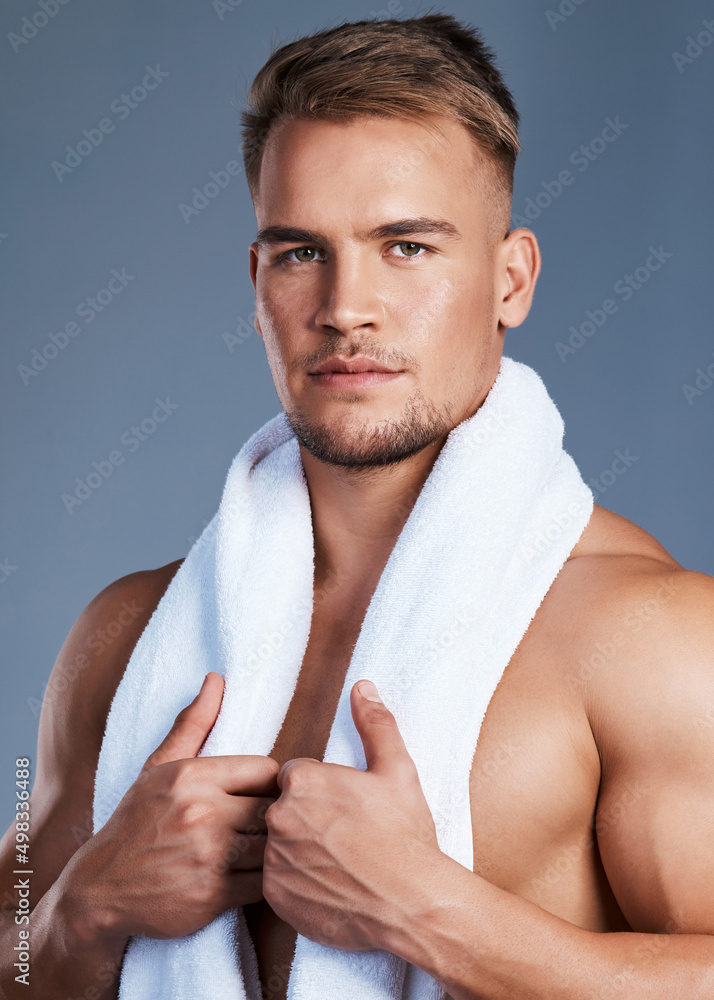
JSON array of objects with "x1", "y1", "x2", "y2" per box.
[{"x1": 299, "y1": 435, "x2": 447, "y2": 602}]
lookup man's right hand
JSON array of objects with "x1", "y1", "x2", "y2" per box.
[{"x1": 65, "y1": 671, "x2": 280, "y2": 943}]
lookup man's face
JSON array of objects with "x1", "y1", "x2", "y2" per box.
[{"x1": 249, "y1": 114, "x2": 509, "y2": 469}]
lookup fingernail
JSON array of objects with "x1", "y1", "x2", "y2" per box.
[{"x1": 358, "y1": 680, "x2": 382, "y2": 703}]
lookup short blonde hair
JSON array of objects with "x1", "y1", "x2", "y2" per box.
[{"x1": 239, "y1": 13, "x2": 521, "y2": 242}]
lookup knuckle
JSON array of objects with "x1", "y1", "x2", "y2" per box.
[
  {"x1": 363, "y1": 704, "x2": 393, "y2": 726},
  {"x1": 282, "y1": 761, "x2": 318, "y2": 794},
  {"x1": 264, "y1": 799, "x2": 287, "y2": 832},
  {"x1": 150, "y1": 763, "x2": 202, "y2": 815},
  {"x1": 177, "y1": 797, "x2": 216, "y2": 830},
  {"x1": 263, "y1": 798, "x2": 278, "y2": 823}
]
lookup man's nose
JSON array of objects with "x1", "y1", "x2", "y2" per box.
[{"x1": 314, "y1": 256, "x2": 385, "y2": 335}]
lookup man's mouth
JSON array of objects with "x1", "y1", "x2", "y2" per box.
[
  {"x1": 309, "y1": 355, "x2": 402, "y2": 375},
  {"x1": 308, "y1": 355, "x2": 405, "y2": 388}
]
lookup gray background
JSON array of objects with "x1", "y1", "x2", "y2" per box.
[{"x1": 1, "y1": 0, "x2": 712, "y2": 830}]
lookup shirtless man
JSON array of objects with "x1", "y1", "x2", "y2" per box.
[{"x1": 3, "y1": 14, "x2": 714, "y2": 1000}]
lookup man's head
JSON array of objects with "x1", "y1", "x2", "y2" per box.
[{"x1": 243, "y1": 14, "x2": 540, "y2": 474}]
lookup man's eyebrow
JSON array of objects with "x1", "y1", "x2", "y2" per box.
[
  {"x1": 255, "y1": 217, "x2": 462, "y2": 248},
  {"x1": 368, "y1": 218, "x2": 462, "y2": 242},
  {"x1": 256, "y1": 226, "x2": 324, "y2": 248}
]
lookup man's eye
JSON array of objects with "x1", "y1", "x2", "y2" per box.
[
  {"x1": 391, "y1": 242, "x2": 429, "y2": 258},
  {"x1": 280, "y1": 247, "x2": 320, "y2": 263}
]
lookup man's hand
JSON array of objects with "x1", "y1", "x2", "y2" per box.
[
  {"x1": 64, "y1": 672, "x2": 280, "y2": 943},
  {"x1": 262, "y1": 679, "x2": 441, "y2": 952}
]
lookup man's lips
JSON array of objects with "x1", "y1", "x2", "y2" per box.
[
  {"x1": 310, "y1": 370, "x2": 404, "y2": 388},
  {"x1": 307, "y1": 355, "x2": 405, "y2": 389},
  {"x1": 308, "y1": 356, "x2": 402, "y2": 375}
]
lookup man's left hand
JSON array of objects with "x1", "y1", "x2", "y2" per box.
[{"x1": 262, "y1": 678, "x2": 441, "y2": 952}]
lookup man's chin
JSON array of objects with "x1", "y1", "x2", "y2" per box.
[
  {"x1": 298, "y1": 439, "x2": 426, "y2": 469},
  {"x1": 284, "y1": 405, "x2": 451, "y2": 470}
]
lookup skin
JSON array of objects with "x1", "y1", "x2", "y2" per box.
[{"x1": 2, "y1": 114, "x2": 714, "y2": 1000}]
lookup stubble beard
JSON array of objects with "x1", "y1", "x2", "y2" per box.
[{"x1": 284, "y1": 389, "x2": 454, "y2": 470}]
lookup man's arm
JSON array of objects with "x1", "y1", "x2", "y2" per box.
[
  {"x1": 389, "y1": 851, "x2": 714, "y2": 999},
  {"x1": 0, "y1": 561, "x2": 182, "y2": 999},
  {"x1": 386, "y1": 569, "x2": 714, "y2": 999}
]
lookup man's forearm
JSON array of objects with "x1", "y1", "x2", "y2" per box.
[
  {"x1": 388, "y1": 851, "x2": 714, "y2": 999},
  {"x1": 1, "y1": 859, "x2": 128, "y2": 1000}
]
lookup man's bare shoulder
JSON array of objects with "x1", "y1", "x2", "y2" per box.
[
  {"x1": 542, "y1": 504, "x2": 684, "y2": 628},
  {"x1": 34, "y1": 558, "x2": 185, "y2": 800},
  {"x1": 543, "y1": 504, "x2": 714, "y2": 747},
  {"x1": 525, "y1": 504, "x2": 708, "y2": 695},
  {"x1": 569, "y1": 503, "x2": 682, "y2": 567}
]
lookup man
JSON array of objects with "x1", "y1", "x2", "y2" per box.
[{"x1": 3, "y1": 12, "x2": 714, "y2": 1000}]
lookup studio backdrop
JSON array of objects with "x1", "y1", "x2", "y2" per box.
[{"x1": 1, "y1": 0, "x2": 712, "y2": 830}]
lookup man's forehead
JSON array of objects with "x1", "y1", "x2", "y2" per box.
[
  {"x1": 260, "y1": 114, "x2": 481, "y2": 186},
  {"x1": 254, "y1": 117, "x2": 489, "y2": 241},
  {"x1": 265, "y1": 112, "x2": 465, "y2": 149}
]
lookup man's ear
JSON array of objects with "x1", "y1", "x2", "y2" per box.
[
  {"x1": 496, "y1": 228, "x2": 542, "y2": 330},
  {"x1": 249, "y1": 241, "x2": 259, "y2": 292},
  {"x1": 248, "y1": 242, "x2": 263, "y2": 340}
]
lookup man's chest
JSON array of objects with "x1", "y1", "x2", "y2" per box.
[{"x1": 267, "y1": 597, "x2": 626, "y2": 931}]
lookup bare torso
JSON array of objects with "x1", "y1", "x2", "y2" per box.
[
  {"x1": 240, "y1": 505, "x2": 677, "y2": 997},
  {"x1": 6, "y1": 502, "x2": 695, "y2": 1000}
]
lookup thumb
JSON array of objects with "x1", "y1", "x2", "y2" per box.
[
  {"x1": 351, "y1": 679, "x2": 415, "y2": 777},
  {"x1": 141, "y1": 671, "x2": 224, "y2": 772}
]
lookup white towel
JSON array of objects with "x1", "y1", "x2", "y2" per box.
[{"x1": 93, "y1": 355, "x2": 593, "y2": 1000}]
